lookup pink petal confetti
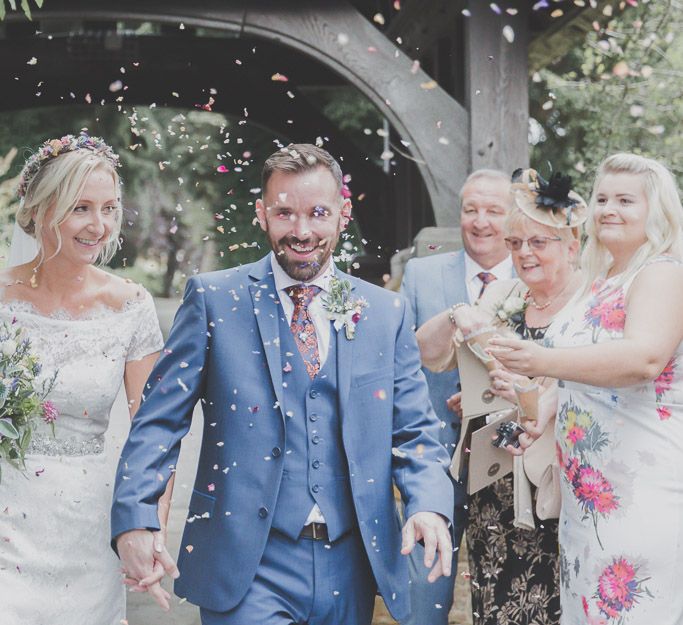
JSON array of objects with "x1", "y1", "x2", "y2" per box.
[
  {"x1": 283, "y1": 362, "x2": 293, "y2": 372},
  {"x1": 489, "y1": 3, "x2": 501, "y2": 14},
  {"x1": 373, "y1": 389, "x2": 387, "y2": 400},
  {"x1": 271, "y1": 73, "x2": 289, "y2": 82},
  {"x1": 27, "y1": 57, "x2": 38, "y2": 65},
  {"x1": 373, "y1": 13, "x2": 385, "y2": 25},
  {"x1": 207, "y1": 483, "x2": 215, "y2": 492},
  {"x1": 216, "y1": 165, "x2": 229, "y2": 173},
  {"x1": 109, "y1": 80, "x2": 123, "y2": 92},
  {"x1": 195, "y1": 96, "x2": 215, "y2": 111},
  {"x1": 533, "y1": 0, "x2": 549, "y2": 9}
]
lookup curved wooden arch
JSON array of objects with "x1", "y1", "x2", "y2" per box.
[{"x1": 7, "y1": 0, "x2": 469, "y2": 227}]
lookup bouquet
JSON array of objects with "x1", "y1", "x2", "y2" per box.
[{"x1": 0, "y1": 318, "x2": 57, "y2": 481}]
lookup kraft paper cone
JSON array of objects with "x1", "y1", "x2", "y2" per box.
[
  {"x1": 513, "y1": 381, "x2": 539, "y2": 423},
  {"x1": 465, "y1": 329, "x2": 498, "y2": 372}
]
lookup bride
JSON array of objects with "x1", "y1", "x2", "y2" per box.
[{"x1": 0, "y1": 134, "x2": 175, "y2": 623}]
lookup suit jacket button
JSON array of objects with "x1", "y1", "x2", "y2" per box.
[
  {"x1": 311, "y1": 484, "x2": 320, "y2": 493},
  {"x1": 258, "y1": 506, "x2": 269, "y2": 518},
  {"x1": 311, "y1": 435, "x2": 320, "y2": 444},
  {"x1": 312, "y1": 459, "x2": 320, "y2": 469},
  {"x1": 309, "y1": 389, "x2": 319, "y2": 399},
  {"x1": 272, "y1": 447, "x2": 282, "y2": 457}
]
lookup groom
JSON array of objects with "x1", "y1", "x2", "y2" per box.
[{"x1": 111, "y1": 144, "x2": 453, "y2": 624}]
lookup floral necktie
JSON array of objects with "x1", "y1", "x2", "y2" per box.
[
  {"x1": 286, "y1": 284, "x2": 322, "y2": 379},
  {"x1": 476, "y1": 271, "x2": 497, "y2": 299}
]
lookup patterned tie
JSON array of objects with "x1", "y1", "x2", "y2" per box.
[
  {"x1": 286, "y1": 285, "x2": 322, "y2": 379},
  {"x1": 476, "y1": 271, "x2": 496, "y2": 299}
]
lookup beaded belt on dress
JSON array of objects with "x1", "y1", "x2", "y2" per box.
[{"x1": 26, "y1": 433, "x2": 105, "y2": 456}]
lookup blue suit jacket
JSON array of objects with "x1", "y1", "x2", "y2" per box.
[
  {"x1": 111, "y1": 255, "x2": 453, "y2": 621},
  {"x1": 401, "y1": 251, "x2": 469, "y2": 506}
]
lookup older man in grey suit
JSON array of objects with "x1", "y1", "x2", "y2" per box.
[{"x1": 400, "y1": 169, "x2": 513, "y2": 625}]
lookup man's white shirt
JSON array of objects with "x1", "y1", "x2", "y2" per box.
[{"x1": 463, "y1": 253, "x2": 514, "y2": 303}]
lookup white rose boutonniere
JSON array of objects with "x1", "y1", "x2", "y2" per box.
[
  {"x1": 494, "y1": 294, "x2": 527, "y2": 326},
  {"x1": 322, "y1": 276, "x2": 368, "y2": 340}
]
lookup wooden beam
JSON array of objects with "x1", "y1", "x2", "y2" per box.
[{"x1": 464, "y1": 0, "x2": 529, "y2": 174}]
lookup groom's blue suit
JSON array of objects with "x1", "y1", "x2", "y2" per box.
[{"x1": 111, "y1": 255, "x2": 453, "y2": 622}]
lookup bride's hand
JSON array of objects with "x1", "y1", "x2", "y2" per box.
[{"x1": 118, "y1": 529, "x2": 178, "y2": 610}]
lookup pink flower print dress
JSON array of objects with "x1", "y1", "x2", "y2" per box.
[{"x1": 545, "y1": 257, "x2": 683, "y2": 625}]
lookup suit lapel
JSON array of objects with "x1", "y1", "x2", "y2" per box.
[
  {"x1": 248, "y1": 257, "x2": 285, "y2": 418},
  {"x1": 332, "y1": 269, "x2": 355, "y2": 417},
  {"x1": 442, "y1": 250, "x2": 469, "y2": 307}
]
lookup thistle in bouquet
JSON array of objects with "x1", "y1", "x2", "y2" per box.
[{"x1": 0, "y1": 318, "x2": 57, "y2": 481}]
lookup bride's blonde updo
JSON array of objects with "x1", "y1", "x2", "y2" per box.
[{"x1": 16, "y1": 133, "x2": 122, "y2": 266}]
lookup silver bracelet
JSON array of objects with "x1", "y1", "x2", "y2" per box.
[{"x1": 448, "y1": 303, "x2": 468, "y2": 325}]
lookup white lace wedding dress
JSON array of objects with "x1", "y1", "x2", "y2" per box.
[{"x1": 0, "y1": 289, "x2": 163, "y2": 625}]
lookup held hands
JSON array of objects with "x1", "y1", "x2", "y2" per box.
[
  {"x1": 401, "y1": 511, "x2": 452, "y2": 583},
  {"x1": 486, "y1": 336, "x2": 550, "y2": 378},
  {"x1": 116, "y1": 528, "x2": 180, "y2": 611}
]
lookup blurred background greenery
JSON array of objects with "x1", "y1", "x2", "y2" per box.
[{"x1": 1, "y1": 0, "x2": 681, "y2": 295}]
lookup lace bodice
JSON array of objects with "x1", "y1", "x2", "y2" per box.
[{"x1": 0, "y1": 289, "x2": 163, "y2": 453}]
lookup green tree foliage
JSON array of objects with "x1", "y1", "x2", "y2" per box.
[
  {"x1": 0, "y1": 0, "x2": 43, "y2": 21},
  {"x1": 530, "y1": 0, "x2": 682, "y2": 198}
]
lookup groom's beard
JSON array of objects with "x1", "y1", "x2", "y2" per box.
[{"x1": 269, "y1": 231, "x2": 340, "y2": 282}]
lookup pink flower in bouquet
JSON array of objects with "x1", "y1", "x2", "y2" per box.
[
  {"x1": 562, "y1": 455, "x2": 580, "y2": 484},
  {"x1": 573, "y1": 465, "x2": 619, "y2": 516},
  {"x1": 42, "y1": 400, "x2": 58, "y2": 424},
  {"x1": 595, "y1": 557, "x2": 648, "y2": 620}
]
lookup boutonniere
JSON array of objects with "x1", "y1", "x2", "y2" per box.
[
  {"x1": 493, "y1": 293, "x2": 527, "y2": 327},
  {"x1": 322, "y1": 276, "x2": 368, "y2": 340}
]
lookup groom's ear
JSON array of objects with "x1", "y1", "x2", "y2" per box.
[
  {"x1": 255, "y1": 198, "x2": 268, "y2": 232},
  {"x1": 340, "y1": 198, "x2": 352, "y2": 230}
]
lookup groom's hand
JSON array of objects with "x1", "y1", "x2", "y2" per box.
[
  {"x1": 401, "y1": 511, "x2": 453, "y2": 583},
  {"x1": 117, "y1": 529, "x2": 179, "y2": 611}
]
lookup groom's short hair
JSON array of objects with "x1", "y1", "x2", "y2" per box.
[{"x1": 262, "y1": 143, "x2": 343, "y2": 195}]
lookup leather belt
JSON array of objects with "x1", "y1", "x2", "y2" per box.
[{"x1": 299, "y1": 522, "x2": 329, "y2": 541}]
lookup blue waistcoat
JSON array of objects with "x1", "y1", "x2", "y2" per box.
[{"x1": 271, "y1": 312, "x2": 357, "y2": 542}]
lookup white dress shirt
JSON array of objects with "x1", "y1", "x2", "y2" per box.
[
  {"x1": 464, "y1": 253, "x2": 514, "y2": 303},
  {"x1": 270, "y1": 253, "x2": 334, "y2": 525}
]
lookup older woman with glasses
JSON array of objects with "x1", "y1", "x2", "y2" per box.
[{"x1": 416, "y1": 169, "x2": 586, "y2": 625}]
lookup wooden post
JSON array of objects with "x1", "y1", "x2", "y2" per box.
[{"x1": 464, "y1": 0, "x2": 529, "y2": 174}]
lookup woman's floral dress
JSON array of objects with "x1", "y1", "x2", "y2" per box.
[
  {"x1": 545, "y1": 258, "x2": 683, "y2": 625},
  {"x1": 467, "y1": 321, "x2": 561, "y2": 625}
]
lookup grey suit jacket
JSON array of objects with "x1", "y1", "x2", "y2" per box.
[{"x1": 401, "y1": 251, "x2": 469, "y2": 505}]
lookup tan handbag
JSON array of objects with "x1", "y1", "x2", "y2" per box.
[{"x1": 523, "y1": 415, "x2": 561, "y2": 520}]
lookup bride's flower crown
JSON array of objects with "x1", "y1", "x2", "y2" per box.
[{"x1": 17, "y1": 132, "x2": 120, "y2": 200}]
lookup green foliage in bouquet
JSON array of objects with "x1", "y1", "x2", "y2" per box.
[{"x1": 0, "y1": 318, "x2": 56, "y2": 481}]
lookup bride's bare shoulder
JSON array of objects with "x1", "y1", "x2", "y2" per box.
[
  {"x1": 0, "y1": 265, "x2": 34, "y2": 300},
  {"x1": 94, "y1": 269, "x2": 148, "y2": 310}
]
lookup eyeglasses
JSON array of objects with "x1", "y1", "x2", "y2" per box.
[{"x1": 504, "y1": 236, "x2": 562, "y2": 251}]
